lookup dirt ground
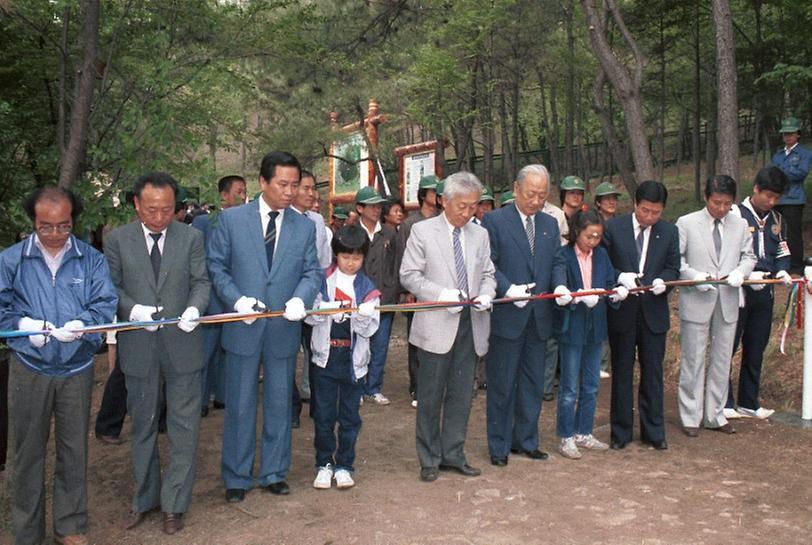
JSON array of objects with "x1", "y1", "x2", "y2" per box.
[{"x1": 2, "y1": 312, "x2": 812, "y2": 545}]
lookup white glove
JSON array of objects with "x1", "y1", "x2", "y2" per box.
[
  {"x1": 18, "y1": 317, "x2": 54, "y2": 348},
  {"x1": 178, "y1": 306, "x2": 200, "y2": 333},
  {"x1": 506, "y1": 282, "x2": 536, "y2": 308},
  {"x1": 358, "y1": 301, "x2": 377, "y2": 317},
  {"x1": 234, "y1": 296, "x2": 266, "y2": 325},
  {"x1": 130, "y1": 304, "x2": 164, "y2": 332},
  {"x1": 693, "y1": 272, "x2": 716, "y2": 293},
  {"x1": 651, "y1": 278, "x2": 666, "y2": 296},
  {"x1": 554, "y1": 285, "x2": 572, "y2": 306},
  {"x1": 576, "y1": 289, "x2": 600, "y2": 308},
  {"x1": 609, "y1": 286, "x2": 629, "y2": 303},
  {"x1": 617, "y1": 272, "x2": 640, "y2": 290},
  {"x1": 748, "y1": 271, "x2": 766, "y2": 292},
  {"x1": 472, "y1": 294, "x2": 493, "y2": 311},
  {"x1": 776, "y1": 270, "x2": 793, "y2": 286},
  {"x1": 439, "y1": 288, "x2": 464, "y2": 314},
  {"x1": 727, "y1": 269, "x2": 744, "y2": 288},
  {"x1": 51, "y1": 320, "x2": 85, "y2": 343},
  {"x1": 283, "y1": 297, "x2": 307, "y2": 321}
]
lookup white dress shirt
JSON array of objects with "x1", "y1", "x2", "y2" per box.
[{"x1": 258, "y1": 196, "x2": 284, "y2": 252}]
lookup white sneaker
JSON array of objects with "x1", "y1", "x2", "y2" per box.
[
  {"x1": 411, "y1": 399, "x2": 418, "y2": 409},
  {"x1": 600, "y1": 370, "x2": 610, "y2": 379},
  {"x1": 313, "y1": 464, "x2": 333, "y2": 489},
  {"x1": 723, "y1": 408, "x2": 742, "y2": 420},
  {"x1": 559, "y1": 437, "x2": 582, "y2": 459},
  {"x1": 574, "y1": 434, "x2": 609, "y2": 451},
  {"x1": 737, "y1": 407, "x2": 775, "y2": 419},
  {"x1": 368, "y1": 393, "x2": 390, "y2": 406},
  {"x1": 334, "y1": 469, "x2": 355, "y2": 489}
]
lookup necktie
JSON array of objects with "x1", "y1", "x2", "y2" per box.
[
  {"x1": 265, "y1": 211, "x2": 279, "y2": 270},
  {"x1": 525, "y1": 216, "x2": 535, "y2": 256},
  {"x1": 636, "y1": 227, "x2": 646, "y2": 261},
  {"x1": 149, "y1": 232, "x2": 162, "y2": 282},
  {"x1": 453, "y1": 227, "x2": 469, "y2": 295},
  {"x1": 713, "y1": 219, "x2": 722, "y2": 259}
]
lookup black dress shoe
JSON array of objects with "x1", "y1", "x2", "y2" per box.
[
  {"x1": 225, "y1": 488, "x2": 246, "y2": 503},
  {"x1": 510, "y1": 448, "x2": 549, "y2": 460},
  {"x1": 291, "y1": 416, "x2": 301, "y2": 429},
  {"x1": 683, "y1": 426, "x2": 699, "y2": 437},
  {"x1": 266, "y1": 481, "x2": 290, "y2": 495},
  {"x1": 201, "y1": 406, "x2": 210, "y2": 418},
  {"x1": 420, "y1": 467, "x2": 439, "y2": 482},
  {"x1": 439, "y1": 463, "x2": 481, "y2": 477},
  {"x1": 162, "y1": 512, "x2": 184, "y2": 535},
  {"x1": 542, "y1": 393, "x2": 554, "y2": 402},
  {"x1": 123, "y1": 509, "x2": 148, "y2": 530},
  {"x1": 213, "y1": 400, "x2": 225, "y2": 410},
  {"x1": 707, "y1": 423, "x2": 736, "y2": 434},
  {"x1": 642, "y1": 439, "x2": 668, "y2": 450},
  {"x1": 490, "y1": 456, "x2": 508, "y2": 467},
  {"x1": 610, "y1": 440, "x2": 628, "y2": 450}
]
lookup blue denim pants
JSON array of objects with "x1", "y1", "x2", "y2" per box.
[{"x1": 556, "y1": 341, "x2": 602, "y2": 438}]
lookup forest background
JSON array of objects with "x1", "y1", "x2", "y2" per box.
[{"x1": 1, "y1": 0, "x2": 810, "y2": 246}]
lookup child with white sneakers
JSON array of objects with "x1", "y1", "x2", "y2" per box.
[{"x1": 307, "y1": 225, "x2": 380, "y2": 489}]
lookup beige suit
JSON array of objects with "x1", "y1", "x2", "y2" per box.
[{"x1": 676, "y1": 208, "x2": 756, "y2": 428}]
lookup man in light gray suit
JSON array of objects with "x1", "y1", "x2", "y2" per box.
[
  {"x1": 400, "y1": 171, "x2": 496, "y2": 482},
  {"x1": 105, "y1": 172, "x2": 210, "y2": 535},
  {"x1": 676, "y1": 175, "x2": 756, "y2": 437}
]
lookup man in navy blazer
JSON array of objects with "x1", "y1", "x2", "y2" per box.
[
  {"x1": 482, "y1": 164, "x2": 563, "y2": 466},
  {"x1": 602, "y1": 181, "x2": 680, "y2": 450},
  {"x1": 207, "y1": 152, "x2": 322, "y2": 503}
]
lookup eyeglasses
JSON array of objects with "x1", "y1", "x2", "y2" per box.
[{"x1": 36, "y1": 223, "x2": 73, "y2": 234}]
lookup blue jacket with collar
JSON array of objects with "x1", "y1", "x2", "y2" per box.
[
  {"x1": 0, "y1": 235, "x2": 118, "y2": 377},
  {"x1": 773, "y1": 144, "x2": 812, "y2": 205}
]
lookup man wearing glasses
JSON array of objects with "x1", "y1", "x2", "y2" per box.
[{"x1": 0, "y1": 187, "x2": 117, "y2": 545}]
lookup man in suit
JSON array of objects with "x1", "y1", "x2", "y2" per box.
[
  {"x1": 676, "y1": 175, "x2": 756, "y2": 436},
  {"x1": 482, "y1": 164, "x2": 563, "y2": 466},
  {"x1": 603, "y1": 181, "x2": 680, "y2": 450},
  {"x1": 207, "y1": 151, "x2": 322, "y2": 503},
  {"x1": 105, "y1": 172, "x2": 210, "y2": 535},
  {"x1": 400, "y1": 171, "x2": 496, "y2": 482},
  {"x1": 192, "y1": 175, "x2": 247, "y2": 417}
]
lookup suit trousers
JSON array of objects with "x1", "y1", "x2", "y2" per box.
[
  {"x1": 542, "y1": 337, "x2": 559, "y2": 397},
  {"x1": 775, "y1": 204, "x2": 804, "y2": 272},
  {"x1": 9, "y1": 356, "x2": 93, "y2": 545},
  {"x1": 221, "y1": 345, "x2": 295, "y2": 489},
  {"x1": 94, "y1": 350, "x2": 127, "y2": 439},
  {"x1": 486, "y1": 316, "x2": 547, "y2": 457},
  {"x1": 0, "y1": 349, "x2": 8, "y2": 470},
  {"x1": 416, "y1": 309, "x2": 476, "y2": 469},
  {"x1": 124, "y1": 338, "x2": 201, "y2": 514},
  {"x1": 200, "y1": 323, "x2": 226, "y2": 408},
  {"x1": 406, "y1": 313, "x2": 419, "y2": 398},
  {"x1": 609, "y1": 317, "x2": 666, "y2": 444},
  {"x1": 678, "y1": 298, "x2": 736, "y2": 428},
  {"x1": 727, "y1": 289, "x2": 773, "y2": 411},
  {"x1": 365, "y1": 313, "x2": 394, "y2": 396}
]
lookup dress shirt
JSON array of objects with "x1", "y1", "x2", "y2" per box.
[
  {"x1": 442, "y1": 213, "x2": 466, "y2": 262},
  {"x1": 34, "y1": 235, "x2": 71, "y2": 277},
  {"x1": 140, "y1": 222, "x2": 167, "y2": 255},
  {"x1": 631, "y1": 214, "x2": 651, "y2": 274},
  {"x1": 360, "y1": 219, "x2": 382, "y2": 242}
]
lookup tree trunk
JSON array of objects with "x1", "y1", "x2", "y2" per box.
[
  {"x1": 712, "y1": 0, "x2": 739, "y2": 182},
  {"x1": 582, "y1": 0, "x2": 655, "y2": 183},
  {"x1": 537, "y1": 69, "x2": 559, "y2": 176},
  {"x1": 592, "y1": 66, "x2": 636, "y2": 196},
  {"x1": 57, "y1": 6, "x2": 70, "y2": 160},
  {"x1": 693, "y1": 0, "x2": 702, "y2": 202},
  {"x1": 564, "y1": 0, "x2": 576, "y2": 174},
  {"x1": 59, "y1": 0, "x2": 100, "y2": 189},
  {"x1": 657, "y1": 12, "x2": 666, "y2": 181},
  {"x1": 549, "y1": 81, "x2": 561, "y2": 180}
]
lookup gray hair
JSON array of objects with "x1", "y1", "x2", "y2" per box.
[
  {"x1": 443, "y1": 171, "x2": 483, "y2": 200},
  {"x1": 515, "y1": 164, "x2": 550, "y2": 187}
]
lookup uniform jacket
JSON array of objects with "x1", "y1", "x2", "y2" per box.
[
  {"x1": 602, "y1": 214, "x2": 680, "y2": 334},
  {"x1": 0, "y1": 235, "x2": 117, "y2": 377},
  {"x1": 361, "y1": 222, "x2": 400, "y2": 304},
  {"x1": 481, "y1": 203, "x2": 561, "y2": 341},
  {"x1": 773, "y1": 144, "x2": 812, "y2": 205},
  {"x1": 105, "y1": 220, "x2": 210, "y2": 377}
]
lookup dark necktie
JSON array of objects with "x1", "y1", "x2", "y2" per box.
[
  {"x1": 453, "y1": 227, "x2": 469, "y2": 295},
  {"x1": 636, "y1": 227, "x2": 646, "y2": 261},
  {"x1": 713, "y1": 219, "x2": 722, "y2": 259},
  {"x1": 265, "y1": 211, "x2": 279, "y2": 270},
  {"x1": 525, "y1": 216, "x2": 535, "y2": 256},
  {"x1": 149, "y1": 232, "x2": 162, "y2": 282}
]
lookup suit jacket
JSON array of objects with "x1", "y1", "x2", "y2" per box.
[
  {"x1": 676, "y1": 208, "x2": 756, "y2": 324},
  {"x1": 481, "y1": 203, "x2": 561, "y2": 341},
  {"x1": 105, "y1": 220, "x2": 210, "y2": 378},
  {"x1": 603, "y1": 214, "x2": 680, "y2": 334},
  {"x1": 192, "y1": 211, "x2": 226, "y2": 314},
  {"x1": 399, "y1": 214, "x2": 496, "y2": 356},
  {"x1": 206, "y1": 200, "x2": 323, "y2": 357},
  {"x1": 551, "y1": 244, "x2": 617, "y2": 345}
]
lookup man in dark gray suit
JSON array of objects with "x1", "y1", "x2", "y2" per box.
[{"x1": 105, "y1": 172, "x2": 210, "y2": 536}]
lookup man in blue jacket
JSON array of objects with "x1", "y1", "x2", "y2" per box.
[
  {"x1": 0, "y1": 187, "x2": 117, "y2": 545},
  {"x1": 772, "y1": 116, "x2": 811, "y2": 273}
]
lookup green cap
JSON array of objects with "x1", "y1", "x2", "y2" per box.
[
  {"x1": 419, "y1": 174, "x2": 440, "y2": 190},
  {"x1": 332, "y1": 206, "x2": 349, "y2": 219},
  {"x1": 594, "y1": 181, "x2": 622, "y2": 198},
  {"x1": 560, "y1": 175, "x2": 586, "y2": 191},
  {"x1": 436, "y1": 181, "x2": 445, "y2": 197},
  {"x1": 500, "y1": 190, "x2": 515, "y2": 205},
  {"x1": 780, "y1": 117, "x2": 801, "y2": 133},
  {"x1": 479, "y1": 186, "x2": 495, "y2": 202},
  {"x1": 355, "y1": 186, "x2": 387, "y2": 204}
]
